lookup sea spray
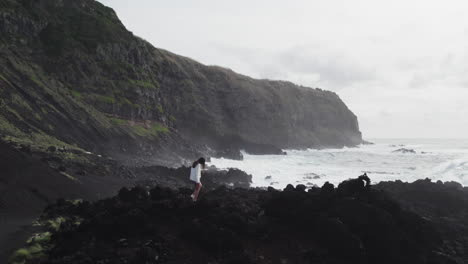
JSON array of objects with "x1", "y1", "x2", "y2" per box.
[{"x1": 212, "y1": 138, "x2": 468, "y2": 188}]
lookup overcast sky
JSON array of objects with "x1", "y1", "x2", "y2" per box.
[{"x1": 98, "y1": 0, "x2": 468, "y2": 139}]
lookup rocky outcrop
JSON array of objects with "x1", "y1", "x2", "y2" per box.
[
  {"x1": 0, "y1": 138, "x2": 136, "y2": 262},
  {"x1": 375, "y1": 179, "x2": 468, "y2": 263},
  {"x1": 133, "y1": 165, "x2": 252, "y2": 190},
  {"x1": 0, "y1": 138, "x2": 251, "y2": 262},
  {"x1": 393, "y1": 148, "x2": 417, "y2": 154},
  {"x1": 12, "y1": 176, "x2": 459, "y2": 264},
  {"x1": 0, "y1": 0, "x2": 362, "y2": 166}
]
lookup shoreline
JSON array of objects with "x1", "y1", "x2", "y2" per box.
[
  {"x1": 4, "y1": 139, "x2": 468, "y2": 262},
  {"x1": 212, "y1": 139, "x2": 468, "y2": 188},
  {"x1": 9, "y1": 176, "x2": 468, "y2": 264}
]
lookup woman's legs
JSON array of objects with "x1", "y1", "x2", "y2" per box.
[{"x1": 192, "y1": 182, "x2": 202, "y2": 201}]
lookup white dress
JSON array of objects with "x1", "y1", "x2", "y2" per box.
[{"x1": 189, "y1": 164, "x2": 202, "y2": 183}]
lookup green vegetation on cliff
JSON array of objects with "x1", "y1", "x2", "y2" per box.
[
  {"x1": 0, "y1": 0, "x2": 362, "y2": 165},
  {"x1": 109, "y1": 116, "x2": 169, "y2": 138}
]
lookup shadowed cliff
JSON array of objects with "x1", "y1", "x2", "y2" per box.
[{"x1": 0, "y1": 0, "x2": 362, "y2": 166}]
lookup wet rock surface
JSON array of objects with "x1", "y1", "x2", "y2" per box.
[
  {"x1": 20, "y1": 176, "x2": 460, "y2": 264},
  {"x1": 375, "y1": 179, "x2": 468, "y2": 264}
]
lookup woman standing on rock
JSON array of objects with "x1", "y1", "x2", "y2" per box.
[{"x1": 190, "y1": 157, "x2": 206, "y2": 201}]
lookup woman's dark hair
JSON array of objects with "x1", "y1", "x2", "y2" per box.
[{"x1": 192, "y1": 157, "x2": 206, "y2": 168}]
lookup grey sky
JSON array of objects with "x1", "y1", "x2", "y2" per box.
[{"x1": 98, "y1": 0, "x2": 468, "y2": 138}]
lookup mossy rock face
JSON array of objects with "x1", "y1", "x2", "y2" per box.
[
  {"x1": 9, "y1": 211, "x2": 85, "y2": 264},
  {"x1": 39, "y1": 23, "x2": 70, "y2": 56},
  {"x1": 70, "y1": 90, "x2": 82, "y2": 99},
  {"x1": 128, "y1": 79, "x2": 158, "y2": 89},
  {"x1": 9, "y1": 248, "x2": 33, "y2": 264},
  {"x1": 0, "y1": 0, "x2": 20, "y2": 10},
  {"x1": 89, "y1": 93, "x2": 116, "y2": 104},
  {"x1": 109, "y1": 116, "x2": 127, "y2": 126},
  {"x1": 9, "y1": 231, "x2": 53, "y2": 264},
  {"x1": 0, "y1": 0, "x2": 362, "y2": 167},
  {"x1": 34, "y1": 0, "x2": 130, "y2": 55},
  {"x1": 131, "y1": 123, "x2": 169, "y2": 138},
  {"x1": 108, "y1": 116, "x2": 169, "y2": 139}
]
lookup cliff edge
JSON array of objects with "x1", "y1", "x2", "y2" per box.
[{"x1": 0, "y1": 0, "x2": 362, "y2": 165}]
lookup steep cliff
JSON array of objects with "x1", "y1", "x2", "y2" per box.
[{"x1": 0, "y1": 0, "x2": 362, "y2": 165}]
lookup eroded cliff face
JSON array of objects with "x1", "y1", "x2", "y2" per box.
[{"x1": 0, "y1": 0, "x2": 362, "y2": 165}]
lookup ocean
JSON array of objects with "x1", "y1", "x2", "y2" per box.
[{"x1": 211, "y1": 138, "x2": 468, "y2": 189}]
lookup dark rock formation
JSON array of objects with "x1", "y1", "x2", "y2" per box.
[
  {"x1": 0, "y1": 139, "x2": 138, "y2": 261},
  {"x1": 337, "y1": 173, "x2": 371, "y2": 196},
  {"x1": 0, "y1": 0, "x2": 362, "y2": 256},
  {"x1": 13, "y1": 176, "x2": 459, "y2": 264},
  {"x1": 375, "y1": 179, "x2": 468, "y2": 263},
  {"x1": 134, "y1": 165, "x2": 252, "y2": 190},
  {"x1": 211, "y1": 147, "x2": 244, "y2": 160},
  {"x1": 243, "y1": 143, "x2": 285, "y2": 155},
  {"x1": 1, "y1": 0, "x2": 364, "y2": 262},
  {"x1": 393, "y1": 148, "x2": 416, "y2": 154},
  {"x1": 0, "y1": 0, "x2": 362, "y2": 166},
  {"x1": 0, "y1": 138, "x2": 251, "y2": 262}
]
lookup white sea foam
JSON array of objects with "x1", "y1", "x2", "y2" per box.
[{"x1": 210, "y1": 139, "x2": 468, "y2": 189}]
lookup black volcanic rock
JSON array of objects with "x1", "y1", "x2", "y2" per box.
[
  {"x1": 0, "y1": 140, "x2": 108, "y2": 261},
  {"x1": 212, "y1": 147, "x2": 244, "y2": 160},
  {"x1": 133, "y1": 165, "x2": 252, "y2": 190},
  {"x1": 0, "y1": 139, "x2": 252, "y2": 262},
  {"x1": 337, "y1": 173, "x2": 371, "y2": 196},
  {"x1": 2, "y1": 0, "x2": 362, "y2": 261},
  {"x1": 393, "y1": 148, "x2": 417, "y2": 154},
  {"x1": 13, "y1": 176, "x2": 459, "y2": 264},
  {"x1": 375, "y1": 179, "x2": 468, "y2": 264},
  {"x1": 0, "y1": 0, "x2": 362, "y2": 167},
  {"x1": 243, "y1": 142, "x2": 286, "y2": 155}
]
